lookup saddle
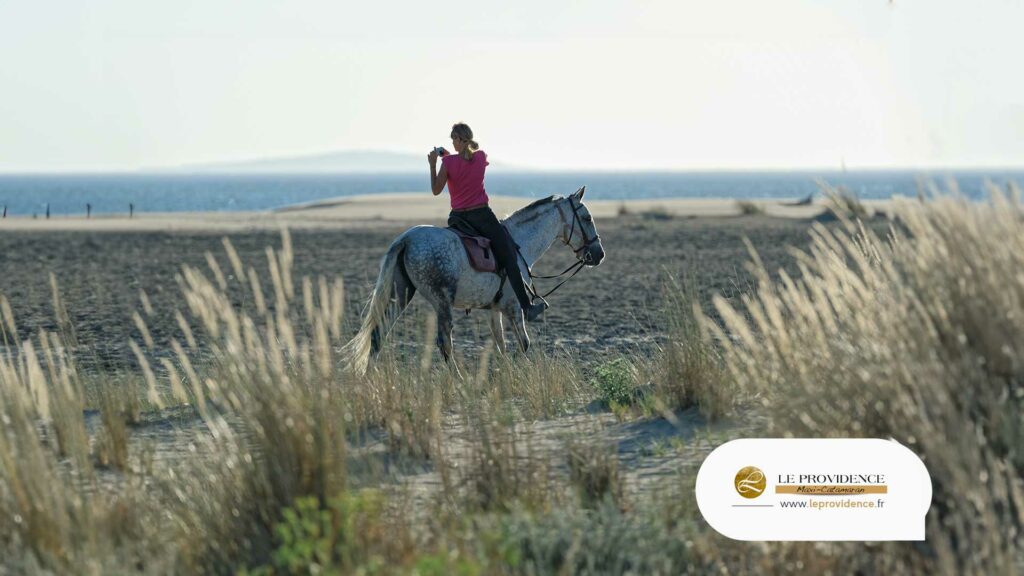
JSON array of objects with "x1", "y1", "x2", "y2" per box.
[
  {"x1": 446, "y1": 216, "x2": 520, "y2": 307},
  {"x1": 448, "y1": 228, "x2": 498, "y2": 273}
]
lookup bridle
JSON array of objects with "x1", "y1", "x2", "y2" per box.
[
  {"x1": 522, "y1": 195, "x2": 601, "y2": 300},
  {"x1": 559, "y1": 195, "x2": 602, "y2": 263}
]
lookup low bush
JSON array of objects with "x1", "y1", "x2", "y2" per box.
[
  {"x1": 591, "y1": 357, "x2": 636, "y2": 407},
  {"x1": 243, "y1": 491, "x2": 415, "y2": 575}
]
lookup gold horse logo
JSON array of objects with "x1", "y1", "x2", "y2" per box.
[{"x1": 734, "y1": 466, "x2": 766, "y2": 499}]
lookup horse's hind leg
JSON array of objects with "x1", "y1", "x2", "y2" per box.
[
  {"x1": 436, "y1": 303, "x2": 456, "y2": 365},
  {"x1": 417, "y1": 283, "x2": 461, "y2": 375},
  {"x1": 432, "y1": 299, "x2": 463, "y2": 378},
  {"x1": 402, "y1": 240, "x2": 462, "y2": 374},
  {"x1": 371, "y1": 261, "x2": 417, "y2": 355}
]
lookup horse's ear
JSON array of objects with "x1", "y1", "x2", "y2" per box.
[{"x1": 573, "y1": 186, "x2": 586, "y2": 200}]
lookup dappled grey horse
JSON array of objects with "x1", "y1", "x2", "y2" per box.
[{"x1": 344, "y1": 186, "x2": 605, "y2": 373}]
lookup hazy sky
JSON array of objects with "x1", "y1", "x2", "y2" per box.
[{"x1": 1, "y1": 1, "x2": 1021, "y2": 172}]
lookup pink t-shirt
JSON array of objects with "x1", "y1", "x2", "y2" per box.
[{"x1": 442, "y1": 150, "x2": 490, "y2": 210}]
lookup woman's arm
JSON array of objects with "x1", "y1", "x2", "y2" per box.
[{"x1": 429, "y1": 156, "x2": 448, "y2": 196}]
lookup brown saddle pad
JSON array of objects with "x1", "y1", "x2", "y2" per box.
[{"x1": 448, "y1": 228, "x2": 498, "y2": 273}]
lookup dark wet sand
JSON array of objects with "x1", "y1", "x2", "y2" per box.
[{"x1": 0, "y1": 213, "x2": 859, "y2": 369}]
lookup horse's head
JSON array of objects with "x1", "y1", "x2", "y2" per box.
[{"x1": 561, "y1": 186, "x2": 605, "y2": 266}]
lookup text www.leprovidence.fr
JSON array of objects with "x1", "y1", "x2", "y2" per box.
[{"x1": 779, "y1": 498, "x2": 886, "y2": 509}]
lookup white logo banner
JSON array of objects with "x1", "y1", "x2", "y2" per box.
[{"x1": 695, "y1": 439, "x2": 932, "y2": 541}]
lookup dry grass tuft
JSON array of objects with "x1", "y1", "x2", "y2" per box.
[
  {"x1": 567, "y1": 437, "x2": 623, "y2": 509},
  {"x1": 640, "y1": 206, "x2": 674, "y2": 221},
  {"x1": 703, "y1": 185, "x2": 1024, "y2": 574},
  {"x1": 448, "y1": 400, "x2": 555, "y2": 514},
  {"x1": 0, "y1": 310, "x2": 168, "y2": 571},
  {"x1": 735, "y1": 199, "x2": 765, "y2": 215},
  {"x1": 821, "y1": 181, "x2": 869, "y2": 219},
  {"x1": 486, "y1": 348, "x2": 587, "y2": 420},
  {"x1": 165, "y1": 230, "x2": 355, "y2": 569},
  {"x1": 639, "y1": 275, "x2": 732, "y2": 420}
]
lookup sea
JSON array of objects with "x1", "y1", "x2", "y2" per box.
[{"x1": 0, "y1": 170, "x2": 1020, "y2": 217}]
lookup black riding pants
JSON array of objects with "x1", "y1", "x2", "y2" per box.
[{"x1": 448, "y1": 206, "x2": 533, "y2": 309}]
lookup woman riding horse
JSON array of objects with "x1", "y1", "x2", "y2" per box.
[
  {"x1": 342, "y1": 126, "x2": 605, "y2": 374},
  {"x1": 429, "y1": 123, "x2": 548, "y2": 321}
]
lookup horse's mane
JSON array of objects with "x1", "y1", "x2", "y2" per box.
[{"x1": 505, "y1": 195, "x2": 561, "y2": 224}]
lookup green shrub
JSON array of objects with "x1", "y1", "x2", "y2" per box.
[
  {"x1": 478, "y1": 501, "x2": 693, "y2": 575},
  {"x1": 412, "y1": 553, "x2": 485, "y2": 576},
  {"x1": 245, "y1": 490, "x2": 413, "y2": 575},
  {"x1": 591, "y1": 358, "x2": 636, "y2": 407}
]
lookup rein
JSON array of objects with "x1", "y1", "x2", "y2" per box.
[
  {"x1": 528, "y1": 260, "x2": 586, "y2": 300},
  {"x1": 518, "y1": 195, "x2": 599, "y2": 301}
]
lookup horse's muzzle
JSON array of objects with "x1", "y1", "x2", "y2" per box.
[{"x1": 584, "y1": 245, "x2": 605, "y2": 266}]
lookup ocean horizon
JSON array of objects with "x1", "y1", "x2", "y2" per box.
[{"x1": 0, "y1": 169, "x2": 1021, "y2": 217}]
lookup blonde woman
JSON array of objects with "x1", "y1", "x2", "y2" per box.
[{"x1": 428, "y1": 122, "x2": 547, "y2": 321}]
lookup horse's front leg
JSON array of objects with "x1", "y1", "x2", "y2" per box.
[
  {"x1": 504, "y1": 305, "x2": 531, "y2": 354},
  {"x1": 489, "y1": 309, "x2": 507, "y2": 354}
]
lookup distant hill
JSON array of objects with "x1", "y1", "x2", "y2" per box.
[{"x1": 162, "y1": 149, "x2": 512, "y2": 173}]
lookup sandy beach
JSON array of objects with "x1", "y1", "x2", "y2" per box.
[{"x1": 0, "y1": 192, "x2": 895, "y2": 232}]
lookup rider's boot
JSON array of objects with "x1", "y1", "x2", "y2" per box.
[
  {"x1": 505, "y1": 263, "x2": 548, "y2": 322},
  {"x1": 524, "y1": 300, "x2": 548, "y2": 322}
]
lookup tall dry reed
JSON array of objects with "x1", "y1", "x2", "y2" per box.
[
  {"x1": 703, "y1": 186, "x2": 1024, "y2": 574},
  {"x1": 0, "y1": 303, "x2": 170, "y2": 572}
]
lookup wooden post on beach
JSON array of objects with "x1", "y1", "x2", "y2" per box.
[
  {"x1": 86, "y1": 203, "x2": 91, "y2": 219},
  {"x1": 129, "y1": 203, "x2": 134, "y2": 219},
  {"x1": 2, "y1": 206, "x2": 6, "y2": 219},
  {"x1": 45, "y1": 204, "x2": 50, "y2": 219}
]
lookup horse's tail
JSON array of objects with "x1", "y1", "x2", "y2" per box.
[{"x1": 342, "y1": 232, "x2": 408, "y2": 375}]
